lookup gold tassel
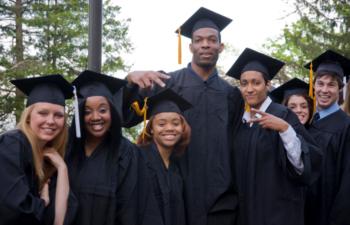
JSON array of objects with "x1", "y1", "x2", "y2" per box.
[
  {"x1": 131, "y1": 97, "x2": 149, "y2": 140},
  {"x1": 309, "y1": 62, "x2": 316, "y2": 114},
  {"x1": 178, "y1": 28, "x2": 182, "y2": 65},
  {"x1": 244, "y1": 102, "x2": 251, "y2": 113}
]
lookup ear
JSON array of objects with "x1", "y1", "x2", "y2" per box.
[
  {"x1": 266, "y1": 80, "x2": 271, "y2": 89},
  {"x1": 218, "y1": 43, "x2": 224, "y2": 53},
  {"x1": 189, "y1": 43, "x2": 194, "y2": 54}
]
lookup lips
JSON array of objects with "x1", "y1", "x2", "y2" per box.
[
  {"x1": 161, "y1": 133, "x2": 179, "y2": 141},
  {"x1": 89, "y1": 122, "x2": 105, "y2": 131},
  {"x1": 40, "y1": 127, "x2": 56, "y2": 134}
]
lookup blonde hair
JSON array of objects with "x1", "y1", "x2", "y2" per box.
[{"x1": 17, "y1": 104, "x2": 68, "y2": 189}]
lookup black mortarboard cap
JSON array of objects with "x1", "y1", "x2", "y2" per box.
[
  {"x1": 270, "y1": 78, "x2": 309, "y2": 104},
  {"x1": 147, "y1": 88, "x2": 192, "y2": 119},
  {"x1": 226, "y1": 48, "x2": 285, "y2": 80},
  {"x1": 304, "y1": 50, "x2": 350, "y2": 80},
  {"x1": 11, "y1": 74, "x2": 73, "y2": 107},
  {"x1": 72, "y1": 70, "x2": 127, "y2": 100},
  {"x1": 176, "y1": 7, "x2": 232, "y2": 39}
]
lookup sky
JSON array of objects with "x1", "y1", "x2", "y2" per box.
[{"x1": 114, "y1": 0, "x2": 297, "y2": 78}]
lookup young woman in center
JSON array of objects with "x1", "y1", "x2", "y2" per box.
[{"x1": 135, "y1": 88, "x2": 192, "y2": 225}]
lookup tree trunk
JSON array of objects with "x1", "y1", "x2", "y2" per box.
[{"x1": 14, "y1": 0, "x2": 25, "y2": 122}]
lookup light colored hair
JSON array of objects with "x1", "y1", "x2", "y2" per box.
[{"x1": 17, "y1": 104, "x2": 68, "y2": 189}]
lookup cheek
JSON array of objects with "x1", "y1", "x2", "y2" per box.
[{"x1": 56, "y1": 117, "x2": 65, "y2": 128}]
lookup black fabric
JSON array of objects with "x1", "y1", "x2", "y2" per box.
[
  {"x1": 147, "y1": 88, "x2": 192, "y2": 118},
  {"x1": 10, "y1": 74, "x2": 73, "y2": 107},
  {"x1": 304, "y1": 50, "x2": 350, "y2": 80},
  {"x1": 138, "y1": 143, "x2": 186, "y2": 225},
  {"x1": 226, "y1": 48, "x2": 285, "y2": 80},
  {"x1": 232, "y1": 102, "x2": 322, "y2": 225},
  {"x1": 305, "y1": 109, "x2": 350, "y2": 225},
  {"x1": 175, "y1": 7, "x2": 232, "y2": 39},
  {"x1": 66, "y1": 137, "x2": 138, "y2": 225},
  {"x1": 122, "y1": 64, "x2": 243, "y2": 225},
  {"x1": 270, "y1": 78, "x2": 309, "y2": 104},
  {"x1": 0, "y1": 129, "x2": 77, "y2": 225},
  {"x1": 72, "y1": 70, "x2": 127, "y2": 101}
]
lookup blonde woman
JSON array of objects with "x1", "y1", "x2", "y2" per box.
[{"x1": 0, "y1": 75, "x2": 74, "y2": 225}]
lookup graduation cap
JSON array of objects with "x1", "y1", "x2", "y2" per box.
[
  {"x1": 11, "y1": 74, "x2": 73, "y2": 107},
  {"x1": 304, "y1": 50, "x2": 350, "y2": 80},
  {"x1": 72, "y1": 70, "x2": 127, "y2": 99},
  {"x1": 147, "y1": 88, "x2": 192, "y2": 119},
  {"x1": 304, "y1": 50, "x2": 350, "y2": 108},
  {"x1": 131, "y1": 88, "x2": 192, "y2": 139},
  {"x1": 270, "y1": 78, "x2": 309, "y2": 104},
  {"x1": 226, "y1": 48, "x2": 285, "y2": 80},
  {"x1": 71, "y1": 70, "x2": 127, "y2": 138},
  {"x1": 175, "y1": 7, "x2": 232, "y2": 64}
]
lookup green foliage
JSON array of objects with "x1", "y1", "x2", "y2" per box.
[
  {"x1": 264, "y1": 0, "x2": 350, "y2": 83},
  {"x1": 0, "y1": 0, "x2": 132, "y2": 132},
  {"x1": 122, "y1": 123, "x2": 143, "y2": 143}
]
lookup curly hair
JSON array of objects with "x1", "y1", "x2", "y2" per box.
[{"x1": 136, "y1": 113, "x2": 191, "y2": 156}]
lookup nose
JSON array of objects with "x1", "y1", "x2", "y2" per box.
[
  {"x1": 320, "y1": 85, "x2": 329, "y2": 93},
  {"x1": 246, "y1": 83, "x2": 254, "y2": 93},
  {"x1": 295, "y1": 105, "x2": 302, "y2": 113},
  {"x1": 201, "y1": 39, "x2": 210, "y2": 48},
  {"x1": 164, "y1": 123, "x2": 174, "y2": 131},
  {"x1": 91, "y1": 111, "x2": 101, "y2": 120},
  {"x1": 47, "y1": 114, "x2": 55, "y2": 124}
]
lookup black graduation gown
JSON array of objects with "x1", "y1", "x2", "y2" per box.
[
  {"x1": 0, "y1": 129, "x2": 77, "y2": 225},
  {"x1": 305, "y1": 109, "x2": 350, "y2": 225},
  {"x1": 122, "y1": 65, "x2": 243, "y2": 225},
  {"x1": 233, "y1": 102, "x2": 322, "y2": 225},
  {"x1": 66, "y1": 136, "x2": 139, "y2": 225},
  {"x1": 138, "y1": 143, "x2": 186, "y2": 225}
]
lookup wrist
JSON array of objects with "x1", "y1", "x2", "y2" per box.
[{"x1": 280, "y1": 123, "x2": 289, "y2": 132}]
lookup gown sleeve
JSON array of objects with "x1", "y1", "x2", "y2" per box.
[
  {"x1": 284, "y1": 109, "x2": 322, "y2": 186},
  {"x1": 0, "y1": 133, "x2": 46, "y2": 223},
  {"x1": 42, "y1": 175, "x2": 78, "y2": 225},
  {"x1": 329, "y1": 125, "x2": 350, "y2": 225}
]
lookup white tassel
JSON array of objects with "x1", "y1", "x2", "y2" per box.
[
  {"x1": 344, "y1": 76, "x2": 347, "y2": 102},
  {"x1": 73, "y1": 86, "x2": 81, "y2": 138}
]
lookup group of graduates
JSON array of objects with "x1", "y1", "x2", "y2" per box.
[{"x1": 1, "y1": 6, "x2": 350, "y2": 225}]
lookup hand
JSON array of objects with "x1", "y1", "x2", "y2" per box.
[
  {"x1": 40, "y1": 181, "x2": 50, "y2": 207},
  {"x1": 126, "y1": 70, "x2": 170, "y2": 89},
  {"x1": 248, "y1": 108, "x2": 289, "y2": 132},
  {"x1": 43, "y1": 148, "x2": 67, "y2": 171}
]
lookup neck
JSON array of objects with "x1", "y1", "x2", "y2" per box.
[
  {"x1": 154, "y1": 142, "x2": 172, "y2": 169},
  {"x1": 191, "y1": 62, "x2": 215, "y2": 81}
]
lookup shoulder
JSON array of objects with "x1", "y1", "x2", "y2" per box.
[
  {"x1": 168, "y1": 68, "x2": 188, "y2": 77},
  {"x1": 0, "y1": 129, "x2": 31, "y2": 165},
  {"x1": 268, "y1": 102, "x2": 296, "y2": 120},
  {"x1": 0, "y1": 129, "x2": 28, "y2": 148}
]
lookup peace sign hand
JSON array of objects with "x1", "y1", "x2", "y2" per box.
[{"x1": 248, "y1": 108, "x2": 289, "y2": 132}]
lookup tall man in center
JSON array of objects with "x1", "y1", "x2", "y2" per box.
[{"x1": 123, "y1": 7, "x2": 243, "y2": 225}]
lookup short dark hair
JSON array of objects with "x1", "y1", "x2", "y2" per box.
[{"x1": 314, "y1": 71, "x2": 344, "y2": 89}]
